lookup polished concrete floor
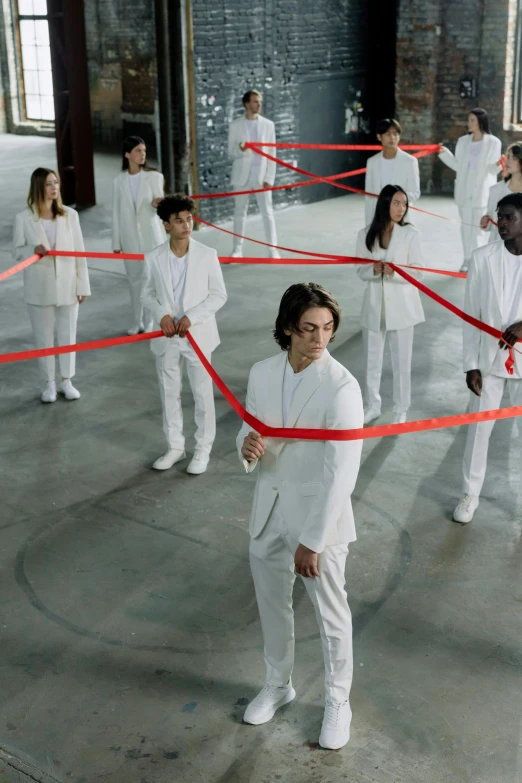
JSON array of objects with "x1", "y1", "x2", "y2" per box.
[{"x1": 1, "y1": 134, "x2": 521, "y2": 783}]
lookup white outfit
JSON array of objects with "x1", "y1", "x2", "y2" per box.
[
  {"x1": 484, "y1": 180, "x2": 512, "y2": 243},
  {"x1": 364, "y1": 149, "x2": 421, "y2": 225},
  {"x1": 356, "y1": 223, "x2": 425, "y2": 413},
  {"x1": 228, "y1": 115, "x2": 278, "y2": 256},
  {"x1": 461, "y1": 241, "x2": 522, "y2": 495},
  {"x1": 237, "y1": 350, "x2": 363, "y2": 703},
  {"x1": 13, "y1": 206, "x2": 90, "y2": 382},
  {"x1": 112, "y1": 169, "x2": 166, "y2": 327},
  {"x1": 141, "y1": 238, "x2": 227, "y2": 454},
  {"x1": 439, "y1": 133, "x2": 502, "y2": 263}
]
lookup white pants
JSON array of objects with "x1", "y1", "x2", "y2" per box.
[
  {"x1": 155, "y1": 337, "x2": 216, "y2": 454},
  {"x1": 124, "y1": 259, "x2": 149, "y2": 327},
  {"x1": 362, "y1": 325, "x2": 414, "y2": 413},
  {"x1": 463, "y1": 374, "x2": 522, "y2": 496},
  {"x1": 233, "y1": 179, "x2": 278, "y2": 256},
  {"x1": 27, "y1": 303, "x2": 79, "y2": 383},
  {"x1": 458, "y1": 206, "x2": 486, "y2": 263},
  {"x1": 249, "y1": 500, "x2": 353, "y2": 704}
]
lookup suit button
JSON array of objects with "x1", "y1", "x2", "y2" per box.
[{"x1": 272, "y1": 485, "x2": 277, "y2": 491}]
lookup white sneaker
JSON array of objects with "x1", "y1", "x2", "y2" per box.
[
  {"x1": 319, "y1": 699, "x2": 352, "y2": 750},
  {"x1": 364, "y1": 407, "x2": 381, "y2": 425},
  {"x1": 453, "y1": 494, "x2": 479, "y2": 524},
  {"x1": 152, "y1": 449, "x2": 186, "y2": 471},
  {"x1": 58, "y1": 380, "x2": 80, "y2": 400},
  {"x1": 143, "y1": 320, "x2": 154, "y2": 333},
  {"x1": 230, "y1": 248, "x2": 243, "y2": 258},
  {"x1": 127, "y1": 323, "x2": 144, "y2": 336},
  {"x1": 269, "y1": 251, "x2": 281, "y2": 260},
  {"x1": 391, "y1": 411, "x2": 407, "y2": 424},
  {"x1": 460, "y1": 261, "x2": 469, "y2": 273},
  {"x1": 186, "y1": 452, "x2": 210, "y2": 475},
  {"x1": 41, "y1": 381, "x2": 57, "y2": 403},
  {"x1": 243, "y1": 683, "x2": 296, "y2": 726}
]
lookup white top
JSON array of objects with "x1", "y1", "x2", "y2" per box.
[
  {"x1": 282, "y1": 358, "x2": 314, "y2": 426},
  {"x1": 490, "y1": 245, "x2": 522, "y2": 378},
  {"x1": 468, "y1": 140, "x2": 483, "y2": 173},
  {"x1": 245, "y1": 118, "x2": 262, "y2": 183},
  {"x1": 380, "y1": 156, "x2": 397, "y2": 190},
  {"x1": 40, "y1": 218, "x2": 57, "y2": 249},
  {"x1": 169, "y1": 249, "x2": 188, "y2": 321},
  {"x1": 128, "y1": 170, "x2": 141, "y2": 206}
]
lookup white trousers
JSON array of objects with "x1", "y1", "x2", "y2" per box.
[
  {"x1": 362, "y1": 325, "x2": 414, "y2": 413},
  {"x1": 155, "y1": 337, "x2": 216, "y2": 454},
  {"x1": 124, "y1": 259, "x2": 148, "y2": 327},
  {"x1": 249, "y1": 500, "x2": 353, "y2": 704},
  {"x1": 463, "y1": 374, "x2": 522, "y2": 496},
  {"x1": 233, "y1": 179, "x2": 278, "y2": 256},
  {"x1": 27, "y1": 303, "x2": 79, "y2": 382},
  {"x1": 458, "y1": 206, "x2": 486, "y2": 263}
]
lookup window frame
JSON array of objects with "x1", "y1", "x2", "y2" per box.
[{"x1": 13, "y1": 0, "x2": 55, "y2": 124}]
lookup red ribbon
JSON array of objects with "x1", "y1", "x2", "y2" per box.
[{"x1": 245, "y1": 142, "x2": 441, "y2": 152}]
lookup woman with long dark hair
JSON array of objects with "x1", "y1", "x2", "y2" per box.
[
  {"x1": 112, "y1": 136, "x2": 166, "y2": 334},
  {"x1": 481, "y1": 142, "x2": 522, "y2": 242},
  {"x1": 356, "y1": 184, "x2": 425, "y2": 425},
  {"x1": 439, "y1": 108, "x2": 502, "y2": 271}
]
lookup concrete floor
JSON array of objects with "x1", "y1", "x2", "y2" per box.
[{"x1": 1, "y1": 134, "x2": 521, "y2": 783}]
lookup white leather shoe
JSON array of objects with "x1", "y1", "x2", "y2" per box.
[
  {"x1": 319, "y1": 699, "x2": 352, "y2": 750},
  {"x1": 58, "y1": 380, "x2": 80, "y2": 400},
  {"x1": 127, "y1": 323, "x2": 144, "y2": 336},
  {"x1": 186, "y1": 453, "x2": 210, "y2": 475},
  {"x1": 269, "y1": 251, "x2": 281, "y2": 259},
  {"x1": 453, "y1": 494, "x2": 479, "y2": 524},
  {"x1": 391, "y1": 411, "x2": 407, "y2": 424},
  {"x1": 230, "y1": 248, "x2": 243, "y2": 258},
  {"x1": 152, "y1": 449, "x2": 186, "y2": 471},
  {"x1": 243, "y1": 683, "x2": 296, "y2": 725},
  {"x1": 143, "y1": 320, "x2": 154, "y2": 333},
  {"x1": 363, "y1": 407, "x2": 381, "y2": 425},
  {"x1": 460, "y1": 261, "x2": 469, "y2": 273},
  {"x1": 41, "y1": 381, "x2": 57, "y2": 403}
]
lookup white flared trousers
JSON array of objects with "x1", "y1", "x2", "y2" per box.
[
  {"x1": 463, "y1": 374, "x2": 522, "y2": 496},
  {"x1": 27, "y1": 302, "x2": 79, "y2": 382},
  {"x1": 249, "y1": 500, "x2": 353, "y2": 704},
  {"x1": 458, "y1": 206, "x2": 486, "y2": 263},
  {"x1": 362, "y1": 325, "x2": 414, "y2": 414},
  {"x1": 233, "y1": 180, "x2": 278, "y2": 255},
  {"x1": 155, "y1": 337, "x2": 216, "y2": 455}
]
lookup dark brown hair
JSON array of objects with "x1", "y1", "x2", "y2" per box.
[
  {"x1": 157, "y1": 193, "x2": 196, "y2": 222},
  {"x1": 505, "y1": 142, "x2": 522, "y2": 182},
  {"x1": 121, "y1": 135, "x2": 154, "y2": 171},
  {"x1": 366, "y1": 184, "x2": 409, "y2": 251},
  {"x1": 273, "y1": 283, "x2": 341, "y2": 351},
  {"x1": 470, "y1": 108, "x2": 490, "y2": 135},
  {"x1": 242, "y1": 89, "x2": 262, "y2": 106},
  {"x1": 376, "y1": 118, "x2": 401, "y2": 137},
  {"x1": 27, "y1": 167, "x2": 65, "y2": 218}
]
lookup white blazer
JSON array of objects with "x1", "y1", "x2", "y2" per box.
[
  {"x1": 484, "y1": 180, "x2": 512, "y2": 242},
  {"x1": 463, "y1": 240, "x2": 522, "y2": 376},
  {"x1": 112, "y1": 169, "x2": 166, "y2": 253},
  {"x1": 356, "y1": 223, "x2": 425, "y2": 332},
  {"x1": 438, "y1": 133, "x2": 502, "y2": 207},
  {"x1": 141, "y1": 237, "x2": 227, "y2": 357},
  {"x1": 364, "y1": 149, "x2": 421, "y2": 225},
  {"x1": 228, "y1": 115, "x2": 276, "y2": 187},
  {"x1": 236, "y1": 350, "x2": 364, "y2": 554},
  {"x1": 13, "y1": 206, "x2": 90, "y2": 307}
]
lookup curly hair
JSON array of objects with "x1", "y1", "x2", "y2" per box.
[
  {"x1": 273, "y1": 282, "x2": 341, "y2": 351},
  {"x1": 157, "y1": 193, "x2": 196, "y2": 222}
]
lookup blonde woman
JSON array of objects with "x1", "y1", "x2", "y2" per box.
[
  {"x1": 112, "y1": 136, "x2": 166, "y2": 334},
  {"x1": 13, "y1": 167, "x2": 90, "y2": 403}
]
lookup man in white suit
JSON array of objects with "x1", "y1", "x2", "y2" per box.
[
  {"x1": 237, "y1": 283, "x2": 364, "y2": 750},
  {"x1": 142, "y1": 194, "x2": 227, "y2": 474},
  {"x1": 453, "y1": 193, "x2": 522, "y2": 524},
  {"x1": 364, "y1": 118, "x2": 421, "y2": 225},
  {"x1": 228, "y1": 89, "x2": 280, "y2": 259}
]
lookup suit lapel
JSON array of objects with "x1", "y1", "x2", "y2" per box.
[
  {"x1": 32, "y1": 212, "x2": 50, "y2": 247},
  {"x1": 135, "y1": 169, "x2": 147, "y2": 214},
  {"x1": 182, "y1": 238, "x2": 198, "y2": 310},
  {"x1": 266, "y1": 352, "x2": 286, "y2": 428},
  {"x1": 124, "y1": 172, "x2": 136, "y2": 213},
  {"x1": 54, "y1": 212, "x2": 66, "y2": 250},
  {"x1": 488, "y1": 242, "x2": 504, "y2": 316},
  {"x1": 157, "y1": 240, "x2": 174, "y2": 306},
  {"x1": 284, "y1": 350, "x2": 329, "y2": 429}
]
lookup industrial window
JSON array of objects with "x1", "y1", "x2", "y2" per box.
[{"x1": 16, "y1": 0, "x2": 54, "y2": 122}]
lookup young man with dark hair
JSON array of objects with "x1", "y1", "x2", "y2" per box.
[
  {"x1": 227, "y1": 89, "x2": 280, "y2": 259},
  {"x1": 364, "y1": 118, "x2": 421, "y2": 225},
  {"x1": 236, "y1": 283, "x2": 364, "y2": 750},
  {"x1": 142, "y1": 194, "x2": 227, "y2": 473},
  {"x1": 453, "y1": 193, "x2": 522, "y2": 523}
]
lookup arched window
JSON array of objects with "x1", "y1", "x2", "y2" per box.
[{"x1": 16, "y1": 0, "x2": 54, "y2": 121}]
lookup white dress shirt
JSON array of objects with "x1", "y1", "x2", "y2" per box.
[
  {"x1": 491, "y1": 245, "x2": 522, "y2": 378},
  {"x1": 380, "y1": 156, "x2": 397, "y2": 189},
  {"x1": 169, "y1": 249, "x2": 188, "y2": 321},
  {"x1": 40, "y1": 218, "x2": 57, "y2": 249},
  {"x1": 128, "y1": 171, "x2": 141, "y2": 206},
  {"x1": 468, "y1": 140, "x2": 483, "y2": 173}
]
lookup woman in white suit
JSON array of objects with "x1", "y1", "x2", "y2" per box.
[
  {"x1": 356, "y1": 184, "x2": 425, "y2": 425},
  {"x1": 439, "y1": 108, "x2": 502, "y2": 271},
  {"x1": 480, "y1": 143, "x2": 522, "y2": 242},
  {"x1": 112, "y1": 136, "x2": 166, "y2": 335},
  {"x1": 13, "y1": 167, "x2": 90, "y2": 403}
]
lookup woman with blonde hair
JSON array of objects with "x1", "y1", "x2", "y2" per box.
[{"x1": 12, "y1": 167, "x2": 90, "y2": 403}]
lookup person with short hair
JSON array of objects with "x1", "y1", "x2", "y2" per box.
[
  {"x1": 237, "y1": 282, "x2": 363, "y2": 750},
  {"x1": 480, "y1": 143, "x2": 522, "y2": 242},
  {"x1": 142, "y1": 194, "x2": 227, "y2": 474},
  {"x1": 453, "y1": 193, "x2": 522, "y2": 524},
  {"x1": 228, "y1": 89, "x2": 280, "y2": 259},
  {"x1": 364, "y1": 118, "x2": 421, "y2": 225}
]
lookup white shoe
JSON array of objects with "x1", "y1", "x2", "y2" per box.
[
  {"x1": 391, "y1": 411, "x2": 407, "y2": 424},
  {"x1": 127, "y1": 323, "x2": 144, "y2": 336},
  {"x1": 41, "y1": 381, "x2": 57, "y2": 403},
  {"x1": 230, "y1": 248, "x2": 243, "y2": 258},
  {"x1": 269, "y1": 251, "x2": 281, "y2": 259},
  {"x1": 319, "y1": 699, "x2": 352, "y2": 750},
  {"x1": 58, "y1": 380, "x2": 80, "y2": 400},
  {"x1": 186, "y1": 452, "x2": 210, "y2": 475},
  {"x1": 243, "y1": 683, "x2": 296, "y2": 726},
  {"x1": 152, "y1": 449, "x2": 186, "y2": 471},
  {"x1": 143, "y1": 320, "x2": 154, "y2": 333},
  {"x1": 460, "y1": 261, "x2": 469, "y2": 273},
  {"x1": 453, "y1": 493, "x2": 479, "y2": 524},
  {"x1": 364, "y1": 407, "x2": 381, "y2": 425}
]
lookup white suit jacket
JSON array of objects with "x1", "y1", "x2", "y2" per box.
[
  {"x1": 141, "y1": 237, "x2": 227, "y2": 357},
  {"x1": 364, "y1": 149, "x2": 421, "y2": 225},
  {"x1": 228, "y1": 115, "x2": 276, "y2": 187},
  {"x1": 438, "y1": 133, "x2": 502, "y2": 208},
  {"x1": 13, "y1": 206, "x2": 90, "y2": 307},
  {"x1": 356, "y1": 223, "x2": 425, "y2": 332},
  {"x1": 236, "y1": 350, "x2": 364, "y2": 553},
  {"x1": 484, "y1": 180, "x2": 511, "y2": 243},
  {"x1": 463, "y1": 240, "x2": 522, "y2": 376},
  {"x1": 112, "y1": 169, "x2": 166, "y2": 253}
]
